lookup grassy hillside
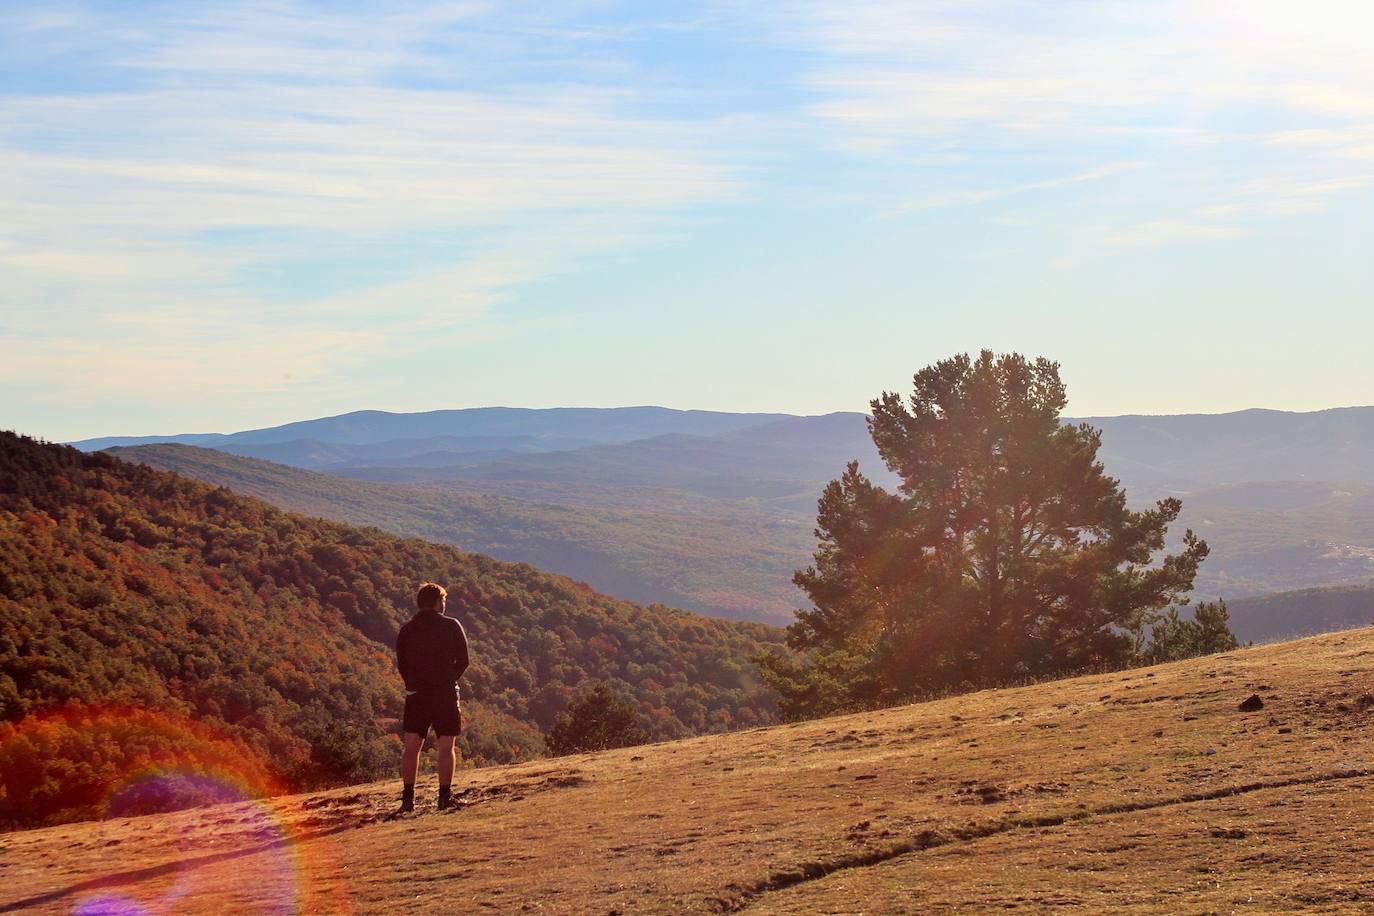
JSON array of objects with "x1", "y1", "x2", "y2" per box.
[
  {"x1": 0, "y1": 432, "x2": 781, "y2": 829},
  {"x1": 5, "y1": 627, "x2": 1372, "y2": 912},
  {"x1": 110, "y1": 443, "x2": 812, "y2": 622}
]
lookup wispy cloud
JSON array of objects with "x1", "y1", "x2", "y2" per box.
[
  {"x1": 1104, "y1": 219, "x2": 1246, "y2": 247},
  {"x1": 5, "y1": 2, "x2": 1373, "y2": 435},
  {"x1": 0, "y1": 2, "x2": 739, "y2": 414},
  {"x1": 749, "y1": 0, "x2": 1374, "y2": 239},
  {"x1": 909, "y1": 160, "x2": 1148, "y2": 211}
]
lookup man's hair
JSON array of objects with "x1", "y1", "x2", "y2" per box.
[{"x1": 416, "y1": 582, "x2": 447, "y2": 612}]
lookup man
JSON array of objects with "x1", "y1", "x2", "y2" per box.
[{"x1": 395, "y1": 581, "x2": 470, "y2": 813}]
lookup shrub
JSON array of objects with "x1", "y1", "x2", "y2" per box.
[{"x1": 546, "y1": 683, "x2": 648, "y2": 755}]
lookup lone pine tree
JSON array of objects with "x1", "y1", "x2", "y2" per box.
[
  {"x1": 1137, "y1": 600, "x2": 1240, "y2": 664},
  {"x1": 760, "y1": 351, "x2": 1218, "y2": 716}
]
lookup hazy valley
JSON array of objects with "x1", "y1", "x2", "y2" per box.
[{"x1": 95, "y1": 405, "x2": 1374, "y2": 638}]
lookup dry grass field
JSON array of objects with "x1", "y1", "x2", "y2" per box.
[{"x1": 4, "y1": 627, "x2": 1374, "y2": 914}]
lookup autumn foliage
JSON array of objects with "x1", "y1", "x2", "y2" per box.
[{"x1": 0, "y1": 432, "x2": 780, "y2": 828}]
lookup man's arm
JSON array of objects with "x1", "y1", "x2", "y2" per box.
[
  {"x1": 396, "y1": 624, "x2": 414, "y2": 692},
  {"x1": 452, "y1": 619, "x2": 470, "y2": 680}
]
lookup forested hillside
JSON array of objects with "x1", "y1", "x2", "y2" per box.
[
  {"x1": 110, "y1": 444, "x2": 810, "y2": 621},
  {"x1": 0, "y1": 432, "x2": 781, "y2": 829},
  {"x1": 1175, "y1": 481, "x2": 1374, "y2": 597},
  {"x1": 1225, "y1": 582, "x2": 1374, "y2": 643}
]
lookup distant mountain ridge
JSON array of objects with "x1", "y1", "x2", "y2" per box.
[
  {"x1": 74, "y1": 406, "x2": 794, "y2": 452},
  {"x1": 1083, "y1": 406, "x2": 1374, "y2": 497},
  {"x1": 75, "y1": 404, "x2": 1374, "y2": 497}
]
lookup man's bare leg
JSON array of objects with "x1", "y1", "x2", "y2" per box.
[
  {"x1": 436, "y1": 734, "x2": 457, "y2": 810},
  {"x1": 400, "y1": 732, "x2": 424, "y2": 812}
]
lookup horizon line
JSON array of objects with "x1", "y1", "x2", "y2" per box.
[{"x1": 62, "y1": 401, "x2": 1374, "y2": 446}]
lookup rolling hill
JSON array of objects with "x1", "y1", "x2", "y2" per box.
[
  {"x1": 75, "y1": 404, "x2": 1374, "y2": 498},
  {"x1": 0, "y1": 431, "x2": 782, "y2": 829},
  {"x1": 369, "y1": 413, "x2": 894, "y2": 510},
  {"x1": 5, "y1": 626, "x2": 1372, "y2": 912},
  {"x1": 107, "y1": 443, "x2": 812, "y2": 622},
  {"x1": 115, "y1": 442, "x2": 1374, "y2": 630},
  {"x1": 81, "y1": 403, "x2": 1374, "y2": 635},
  {"x1": 1086, "y1": 406, "x2": 1374, "y2": 497},
  {"x1": 1226, "y1": 582, "x2": 1374, "y2": 644}
]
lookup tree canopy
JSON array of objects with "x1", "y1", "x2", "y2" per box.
[{"x1": 761, "y1": 351, "x2": 1220, "y2": 716}]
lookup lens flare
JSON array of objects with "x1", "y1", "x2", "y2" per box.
[
  {"x1": 71, "y1": 894, "x2": 152, "y2": 916},
  {"x1": 0, "y1": 705, "x2": 353, "y2": 915}
]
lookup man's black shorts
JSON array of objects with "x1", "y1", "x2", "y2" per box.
[{"x1": 402, "y1": 690, "x2": 461, "y2": 737}]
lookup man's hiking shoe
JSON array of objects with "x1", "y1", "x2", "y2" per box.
[
  {"x1": 437, "y1": 785, "x2": 455, "y2": 811},
  {"x1": 398, "y1": 799, "x2": 415, "y2": 815}
]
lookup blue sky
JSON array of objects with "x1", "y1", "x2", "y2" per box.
[{"x1": 3, "y1": 1, "x2": 1372, "y2": 440}]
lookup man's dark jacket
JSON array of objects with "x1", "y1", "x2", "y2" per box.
[{"x1": 395, "y1": 611, "x2": 470, "y2": 698}]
